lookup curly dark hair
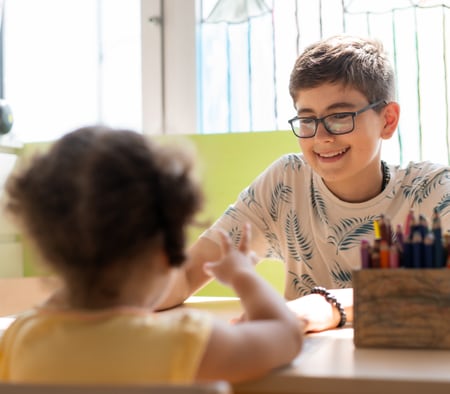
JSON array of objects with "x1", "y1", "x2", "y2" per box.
[
  {"x1": 289, "y1": 34, "x2": 396, "y2": 105},
  {"x1": 5, "y1": 126, "x2": 203, "y2": 293}
]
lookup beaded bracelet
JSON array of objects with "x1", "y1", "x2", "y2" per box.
[{"x1": 311, "y1": 286, "x2": 347, "y2": 328}]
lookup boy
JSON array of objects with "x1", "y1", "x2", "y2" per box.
[{"x1": 159, "y1": 34, "x2": 450, "y2": 331}]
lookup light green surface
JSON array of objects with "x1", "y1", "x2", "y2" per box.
[
  {"x1": 161, "y1": 131, "x2": 298, "y2": 296},
  {"x1": 20, "y1": 131, "x2": 299, "y2": 295}
]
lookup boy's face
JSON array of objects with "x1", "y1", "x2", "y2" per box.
[{"x1": 293, "y1": 82, "x2": 396, "y2": 202}]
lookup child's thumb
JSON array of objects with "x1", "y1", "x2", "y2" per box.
[
  {"x1": 203, "y1": 261, "x2": 216, "y2": 277},
  {"x1": 249, "y1": 251, "x2": 259, "y2": 265}
]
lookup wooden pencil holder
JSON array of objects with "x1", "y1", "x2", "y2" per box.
[{"x1": 353, "y1": 268, "x2": 450, "y2": 349}]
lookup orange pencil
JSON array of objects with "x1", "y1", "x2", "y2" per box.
[{"x1": 380, "y1": 239, "x2": 390, "y2": 268}]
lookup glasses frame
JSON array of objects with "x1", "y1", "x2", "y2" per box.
[{"x1": 288, "y1": 100, "x2": 387, "y2": 138}]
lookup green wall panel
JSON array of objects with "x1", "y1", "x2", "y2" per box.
[{"x1": 19, "y1": 131, "x2": 299, "y2": 296}]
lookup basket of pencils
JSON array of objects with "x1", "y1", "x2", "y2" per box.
[{"x1": 353, "y1": 209, "x2": 450, "y2": 349}]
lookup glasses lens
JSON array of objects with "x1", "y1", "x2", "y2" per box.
[
  {"x1": 293, "y1": 118, "x2": 316, "y2": 137},
  {"x1": 323, "y1": 113, "x2": 354, "y2": 134}
]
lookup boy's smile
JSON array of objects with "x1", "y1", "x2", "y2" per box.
[
  {"x1": 314, "y1": 147, "x2": 349, "y2": 161},
  {"x1": 293, "y1": 83, "x2": 398, "y2": 203}
]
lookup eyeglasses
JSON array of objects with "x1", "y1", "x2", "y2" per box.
[{"x1": 288, "y1": 100, "x2": 387, "y2": 138}]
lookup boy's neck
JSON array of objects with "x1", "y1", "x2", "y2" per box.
[{"x1": 323, "y1": 161, "x2": 387, "y2": 203}]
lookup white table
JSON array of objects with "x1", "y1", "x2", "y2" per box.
[
  {"x1": 1, "y1": 295, "x2": 449, "y2": 394},
  {"x1": 184, "y1": 297, "x2": 450, "y2": 394}
]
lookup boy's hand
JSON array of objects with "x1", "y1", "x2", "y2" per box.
[
  {"x1": 232, "y1": 294, "x2": 339, "y2": 331},
  {"x1": 203, "y1": 223, "x2": 258, "y2": 287},
  {"x1": 286, "y1": 294, "x2": 341, "y2": 332}
]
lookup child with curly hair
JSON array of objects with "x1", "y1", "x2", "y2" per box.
[{"x1": 0, "y1": 126, "x2": 303, "y2": 384}]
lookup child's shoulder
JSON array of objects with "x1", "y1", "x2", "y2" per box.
[
  {"x1": 157, "y1": 309, "x2": 213, "y2": 332},
  {"x1": 1, "y1": 307, "x2": 214, "y2": 343}
]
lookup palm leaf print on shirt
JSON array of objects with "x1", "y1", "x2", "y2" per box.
[
  {"x1": 403, "y1": 171, "x2": 449, "y2": 205},
  {"x1": 224, "y1": 206, "x2": 240, "y2": 221},
  {"x1": 435, "y1": 193, "x2": 450, "y2": 215},
  {"x1": 288, "y1": 270, "x2": 316, "y2": 296},
  {"x1": 330, "y1": 261, "x2": 352, "y2": 288},
  {"x1": 310, "y1": 178, "x2": 328, "y2": 224},
  {"x1": 285, "y1": 210, "x2": 313, "y2": 269},
  {"x1": 264, "y1": 230, "x2": 283, "y2": 260},
  {"x1": 404, "y1": 162, "x2": 421, "y2": 177},
  {"x1": 283, "y1": 154, "x2": 303, "y2": 171},
  {"x1": 242, "y1": 186, "x2": 262, "y2": 209},
  {"x1": 270, "y1": 182, "x2": 292, "y2": 222},
  {"x1": 228, "y1": 226, "x2": 242, "y2": 248},
  {"x1": 327, "y1": 216, "x2": 376, "y2": 254}
]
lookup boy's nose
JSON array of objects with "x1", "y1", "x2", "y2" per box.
[{"x1": 314, "y1": 122, "x2": 335, "y2": 141}]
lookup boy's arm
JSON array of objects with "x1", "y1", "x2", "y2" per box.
[
  {"x1": 156, "y1": 237, "x2": 222, "y2": 310},
  {"x1": 286, "y1": 288, "x2": 353, "y2": 332},
  {"x1": 157, "y1": 236, "x2": 354, "y2": 332}
]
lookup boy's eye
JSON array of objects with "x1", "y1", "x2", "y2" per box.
[
  {"x1": 329, "y1": 112, "x2": 352, "y2": 121},
  {"x1": 300, "y1": 118, "x2": 316, "y2": 126}
]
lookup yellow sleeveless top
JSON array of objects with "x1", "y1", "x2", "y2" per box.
[{"x1": 0, "y1": 307, "x2": 212, "y2": 384}]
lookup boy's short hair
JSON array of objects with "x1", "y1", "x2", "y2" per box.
[{"x1": 289, "y1": 34, "x2": 396, "y2": 104}]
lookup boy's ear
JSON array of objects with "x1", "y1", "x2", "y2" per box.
[{"x1": 381, "y1": 101, "x2": 400, "y2": 139}]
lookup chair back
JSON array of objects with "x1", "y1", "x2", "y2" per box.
[{"x1": 0, "y1": 381, "x2": 233, "y2": 394}]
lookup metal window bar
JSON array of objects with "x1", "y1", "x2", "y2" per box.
[
  {"x1": 0, "y1": 1, "x2": 4, "y2": 99},
  {"x1": 199, "y1": 0, "x2": 450, "y2": 166}
]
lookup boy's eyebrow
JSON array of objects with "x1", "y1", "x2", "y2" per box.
[{"x1": 297, "y1": 101, "x2": 360, "y2": 116}]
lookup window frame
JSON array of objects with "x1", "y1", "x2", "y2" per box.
[{"x1": 141, "y1": 0, "x2": 197, "y2": 136}]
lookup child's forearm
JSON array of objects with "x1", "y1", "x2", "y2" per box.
[{"x1": 231, "y1": 270, "x2": 297, "y2": 323}]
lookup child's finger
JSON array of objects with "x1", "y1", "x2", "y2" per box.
[
  {"x1": 203, "y1": 261, "x2": 215, "y2": 277},
  {"x1": 248, "y1": 251, "x2": 259, "y2": 265},
  {"x1": 229, "y1": 312, "x2": 248, "y2": 324},
  {"x1": 203, "y1": 261, "x2": 217, "y2": 276}
]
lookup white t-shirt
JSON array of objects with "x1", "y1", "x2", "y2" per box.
[{"x1": 202, "y1": 154, "x2": 450, "y2": 299}]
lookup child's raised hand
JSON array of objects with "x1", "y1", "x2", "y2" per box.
[
  {"x1": 198, "y1": 223, "x2": 303, "y2": 382},
  {"x1": 203, "y1": 223, "x2": 258, "y2": 287}
]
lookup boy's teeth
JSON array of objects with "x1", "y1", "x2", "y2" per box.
[
  {"x1": 320, "y1": 150, "x2": 345, "y2": 158},
  {"x1": 321, "y1": 153, "x2": 338, "y2": 158}
]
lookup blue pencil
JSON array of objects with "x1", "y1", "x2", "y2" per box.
[
  {"x1": 424, "y1": 232, "x2": 434, "y2": 268},
  {"x1": 432, "y1": 208, "x2": 444, "y2": 267},
  {"x1": 411, "y1": 230, "x2": 423, "y2": 268}
]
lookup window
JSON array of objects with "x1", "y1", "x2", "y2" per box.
[
  {"x1": 198, "y1": 0, "x2": 450, "y2": 165},
  {"x1": 1, "y1": 0, "x2": 141, "y2": 143},
  {"x1": 1, "y1": 0, "x2": 449, "y2": 166}
]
